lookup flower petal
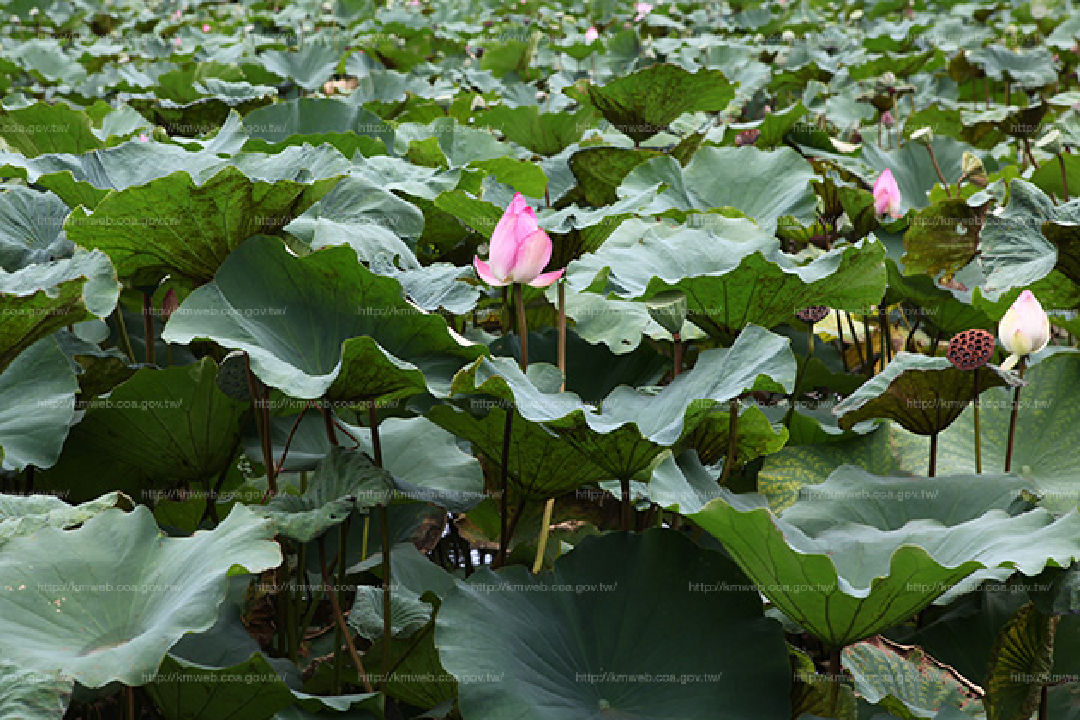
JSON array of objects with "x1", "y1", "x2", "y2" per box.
[
  {"x1": 527, "y1": 269, "x2": 565, "y2": 288},
  {"x1": 488, "y1": 193, "x2": 539, "y2": 278},
  {"x1": 509, "y1": 228, "x2": 553, "y2": 284},
  {"x1": 473, "y1": 257, "x2": 509, "y2": 286}
]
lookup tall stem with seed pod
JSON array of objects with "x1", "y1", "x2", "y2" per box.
[{"x1": 947, "y1": 329, "x2": 996, "y2": 474}]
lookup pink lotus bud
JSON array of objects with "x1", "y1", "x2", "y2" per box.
[
  {"x1": 633, "y1": 2, "x2": 653, "y2": 21},
  {"x1": 998, "y1": 290, "x2": 1050, "y2": 370},
  {"x1": 173, "y1": 8, "x2": 182, "y2": 19},
  {"x1": 137, "y1": 133, "x2": 149, "y2": 142},
  {"x1": 202, "y1": 23, "x2": 210, "y2": 31},
  {"x1": 881, "y1": 110, "x2": 894, "y2": 127},
  {"x1": 162, "y1": 289, "x2": 179, "y2": 321},
  {"x1": 173, "y1": 37, "x2": 182, "y2": 47},
  {"x1": 473, "y1": 193, "x2": 564, "y2": 288},
  {"x1": 585, "y1": 26, "x2": 599, "y2": 42},
  {"x1": 872, "y1": 168, "x2": 902, "y2": 218}
]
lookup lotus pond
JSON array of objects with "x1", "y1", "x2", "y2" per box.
[{"x1": 1, "y1": 0, "x2": 1080, "y2": 718}]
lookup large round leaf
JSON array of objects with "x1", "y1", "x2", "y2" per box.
[
  {"x1": 436, "y1": 529, "x2": 791, "y2": 720},
  {"x1": 0, "y1": 336, "x2": 79, "y2": 471},
  {"x1": 161, "y1": 235, "x2": 484, "y2": 400},
  {"x1": 38, "y1": 358, "x2": 250, "y2": 502},
  {"x1": 0, "y1": 504, "x2": 281, "y2": 687},
  {"x1": 690, "y1": 468, "x2": 1080, "y2": 647},
  {"x1": 0, "y1": 249, "x2": 117, "y2": 373},
  {"x1": 64, "y1": 166, "x2": 339, "y2": 286}
]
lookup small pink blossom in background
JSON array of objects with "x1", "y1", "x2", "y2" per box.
[
  {"x1": 473, "y1": 193, "x2": 564, "y2": 288},
  {"x1": 202, "y1": 23, "x2": 210, "y2": 31},
  {"x1": 173, "y1": 37, "x2": 182, "y2": 47},
  {"x1": 585, "y1": 26, "x2": 599, "y2": 42},
  {"x1": 872, "y1": 168, "x2": 902, "y2": 218},
  {"x1": 633, "y1": 2, "x2": 652, "y2": 21},
  {"x1": 172, "y1": 8, "x2": 182, "y2": 19},
  {"x1": 137, "y1": 133, "x2": 149, "y2": 142},
  {"x1": 881, "y1": 110, "x2": 894, "y2": 127}
]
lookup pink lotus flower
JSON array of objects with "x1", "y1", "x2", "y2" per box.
[
  {"x1": 873, "y1": 168, "x2": 902, "y2": 218},
  {"x1": 137, "y1": 133, "x2": 149, "y2": 142},
  {"x1": 173, "y1": 37, "x2": 182, "y2": 47},
  {"x1": 474, "y1": 193, "x2": 564, "y2": 288},
  {"x1": 585, "y1": 26, "x2": 599, "y2": 42},
  {"x1": 633, "y1": 2, "x2": 653, "y2": 21},
  {"x1": 202, "y1": 23, "x2": 210, "y2": 31},
  {"x1": 172, "y1": 8, "x2": 182, "y2": 19},
  {"x1": 998, "y1": 290, "x2": 1050, "y2": 370}
]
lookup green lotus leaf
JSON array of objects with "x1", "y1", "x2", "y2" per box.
[
  {"x1": 833, "y1": 353, "x2": 1015, "y2": 436},
  {"x1": 983, "y1": 603, "x2": 1058, "y2": 720},
  {"x1": 843, "y1": 639, "x2": 983, "y2": 719},
  {"x1": 284, "y1": 175, "x2": 425, "y2": 259},
  {"x1": 243, "y1": 98, "x2": 394, "y2": 154},
  {"x1": 0, "y1": 186, "x2": 71, "y2": 272},
  {"x1": 161, "y1": 236, "x2": 485, "y2": 400},
  {"x1": 38, "y1": 358, "x2": 250, "y2": 502},
  {"x1": 901, "y1": 198, "x2": 984, "y2": 280},
  {"x1": 452, "y1": 323, "x2": 794, "y2": 447},
  {"x1": 689, "y1": 469, "x2": 1080, "y2": 647},
  {"x1": 0, "y1": 504, "x2": 281, "y2": 687},
  {"x1": 394, "y1": 118, "x2": 513, "y2": 168},
  {"x1": 586, "y1": 64, "x2": 734, "y2": 143},
  {"x1": 762, "y1": 352, "x2": 1080, "y2": 513},
  {"x1": 0, "y1": 660, "x2": 72, "y2": 720},
  {"x1": 348, "y1": 586, "x2": 432, "y2": 641},
  {"x1": 0, "y1": 101, "x2": 103, "y2": 156},
  {"x1": 435, "y1": 530, "x2": 791, "y2": 720},
  {"x1": 566, "y1": 218, "x2": 886, "y2": 337},
  {"x1": 883, "y1": 261, "x2": 993, "y2": 337},
  {"x1": 862, "y1": 138, "x2": 972, "y2": 211},
  {"x1": 567, "y1": 146, "x2": 662, "y2": 206},
  {"x1": 426, "y1": 404, "x2": 613, "y2": 499},
  {"x1": 257, "y1": 447, "x2": 394, "y2": 543},
  {"x1": 0, "y1": 248, "x2": 118, "y2": 374},
  {"x1": 979, "y1": 180, "x2": 1066, "y2": 292},
  {"x1": 0, "y1": 337, "x2": 79, "y2": 471},
  {"x1": 259, "y1": 43, "x2": 340, "y2": 91},
  {"x1": 0, "y1": 490, "x2": 123, "y2": 547},
  {"x1": 64, "y1": 166, "x2": 340, "y2": 286},
  {"x1": 619, "y1": 146, "x2": 818, "y2": 229},
  {"x1": 478, "y1": 105, "x2": 596, "y2": 155},
  {"x1": 969, "y1": 46, "x2": 1058, "y2": 87},
  {"x1": 146, "y1": 652, "x2": 295, "y2": 720}
]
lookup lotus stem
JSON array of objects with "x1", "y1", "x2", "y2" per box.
[
  {"x1": 318, "y1": 535, "x2": 373, "y2": 694},
  {"x1": 620, "y1": 477, "x2": 632, "y2": 530},
  {"x1": 125, "y1": 686, "x2": 135, "y2": 720},
  {"x1": 928, "y1": 432, "x2": 938, "y2": 477},
  {"x1": 835, "y1": 310, "x2": 849, "y2": 371},
  {"x1": 496, "y1": 411, "x2": 512, "y2": 567},
  {"x1": 719, "y1": 398, "x2": 739, "y2": 486},
  {"x1": 1005, "y1": 80, "x2": 1011, "y2": 105},
  {"x1": 973, "y1": 372, "x2": 982, "y2": 474},
  {"x1": 844, "y1": 312, "x2": 866, "y2": 371},
  {"x1": 864, "y1": 313, "x2": 875, "y2": 376},
  {"x1": 557, "y1": 281, "x2": 566, "y2": 390},
  {"x1": 368, "y1": 402, "x2": 392, "y2": 690},
  {"x1": 246, "y1": 355, "x2": 277, "y2": 497},
  {"x1": 828, "y1": 647, "x2": 842, "y2": 712},
  {"x1": 514, "y1": 283, "x2": 528, "y2": 371},
  {"x1": 1039, "y1": 685, "x2": 1048, "y2": 720},
  {"x1": 532, "y1": 498, "x2": 555, "y2": 573},
  {"x1": 142, "y1": 292, "x2": 155, "y2": 364},
  {"x1": 1060, "y1": 154, "x2": 1070, "y2": 200},
  {"x1": 925, "y1": 144, "x2": 951, "y2": 197},
  {"x1": 114, "y1": 306, "x2": 135, "y2": 363},
  {"x1": 276, "y1": 401, "x2": 315, "y2": 475},
  {"x1": 1024, "y1": 138, "x2": 1039, "y2": 170},
  {"x1": 672, "y1": 332, "x2": 683, "y2": 378},
  {"x1": 361, "y1": 513, "x2": 370, "y2": 560},
  {"x1": 1005, "y1": 361, "x2": 1027, "y2": 472},
  {"x1": 878, "y1": 306, "x2": 892, "y2": 361}
]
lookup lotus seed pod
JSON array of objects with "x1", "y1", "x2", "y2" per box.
[
  {"x1": 217, "y1": 351, "x2": 252, "y2": 401},
  {"x1": 946, "y1": 329, "x2": 995, "y2": 371},
  {"x1": 795, "y1": 306, "x2": 831, "y2": 324}
]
